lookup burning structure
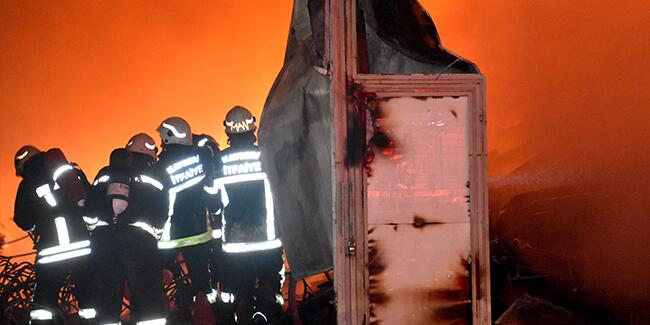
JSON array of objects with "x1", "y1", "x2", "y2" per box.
[
  {"x1": 260, "y1": 0, "x2": 649, "y2": 324},
  {"x1": 1, "y1": 0, "x2": 647, "y2": 324},
  {"x1": 260, "y1": 0, "x2": 489, "y2": 323}
]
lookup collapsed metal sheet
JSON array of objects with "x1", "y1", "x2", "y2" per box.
[{"x1": 258, "y1": 0, "x2": 333, "y2": 280}]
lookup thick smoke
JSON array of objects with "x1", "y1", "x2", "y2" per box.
[{"x1": 479, "y1": 1, "x2": 650, "y2": 317}]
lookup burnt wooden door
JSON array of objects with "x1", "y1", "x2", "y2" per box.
[{"x1": 367, "y1": 95, "x2": 472, "y2": 324}]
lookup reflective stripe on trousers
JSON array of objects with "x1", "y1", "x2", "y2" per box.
[
  {"x1": 37, "y1": 245, "x2": 91, "y2": 264},
  {"x1": 38, "y1": 239, "x2": 90, "y2": 257},
  {"x1": 221, "y1": 238, "x2": 282, "y2": 253},
  {"x1": 78, "y1": 308, "x2": 97, "y2": 319},
  {"x1": 157, "y1": 230, "x2": 213, "y2": 250},
  {"x1": 30, "y1": 309, "x2": 53, "y2": 321},
  {"x1": 37, "y1": 216, "x2": 92, "y2": 264}
]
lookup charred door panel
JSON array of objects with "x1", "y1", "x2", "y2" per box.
[
  {"x1": 368, "y1": 225, "x2": 471, "y2": 324},
  {"x1": 368, "y1": 96, "x2": 470, "y2": 225},
  {"x1": 368, "y1": 96, "x2": 471, "y2": 324}
]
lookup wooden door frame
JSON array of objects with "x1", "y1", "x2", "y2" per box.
[{"x1": 330, "y1": 1, "x2": 490, "y2": 324}]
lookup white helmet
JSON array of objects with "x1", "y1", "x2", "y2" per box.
[
  {"x1": 14, "y1": 145, "x2": 41, "y2": 176},
  {"x1": 224, "y1": 106, "x2": 256, "y2": 134},
  {"x1": 126, "y1": 133, "x2": 158, "y2": 160},
  {"x1": 158, "y1": 117, "x2": 192, "y2": 145}
]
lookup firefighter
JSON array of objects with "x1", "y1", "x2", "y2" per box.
[
  {"x1": 193, "y1": 133, "x2": 226, "y2": 286},
  {"x1": 213, "y1": 106, "x2": 284, "y2": 325},
  {"x1": 156, "y1": 117, "x2": 220, "y2": 308},
  {"x1": 85, "y1": 134, "x2": 168, "y2": 324},
  {"x1": 194, "y1": 133, "x2": 220, "y2": 161},
  {"x1": 12, "y1": 145, "x2": 95, "y2": 324}
]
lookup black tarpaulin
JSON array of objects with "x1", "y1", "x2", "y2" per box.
[
  {"x1": 359, "y1": 0, "x2": 478, "y2": 74},
  {"x1": 258, "y1": 0, "x2": 332, "y2": 280},
  {"x1": 259, "y1": 0, "x2": 477, "y2": 280}
]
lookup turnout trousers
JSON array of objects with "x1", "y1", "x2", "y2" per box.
[
  {"x1": 161, "y1": 241, "x2": 214, "y2": 299},
  {"x1": 91, "y1": 226, "x2": 167, "y2": 323},
  {"x1": 216, "y1": 247, "x2": 284, "y2": 324},
  {"x1": 31, "y1": 255, "x2": 94, "y2": 324}
]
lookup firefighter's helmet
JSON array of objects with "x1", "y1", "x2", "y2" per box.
[
  {"x1": 158, "y1": 117, "x2": 192, "y2": 145},
  {"x1": 224, "y1": 106, "x2": 256, "y2": 134},
  {"x1": 14, "y1": 145, "x2": 41, "y2": 176},
  {"x1": 195, "y1": 134, "x2": 220, "y2": 157},
  {"x1": 126, "y1": 133, "x2": 158, "y2": 160}
]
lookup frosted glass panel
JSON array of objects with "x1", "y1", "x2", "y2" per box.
[
  {"x1": 367, "y1": 96, "x2": 471, "y2": 325},
  {"x1": 368, "y1": 96, "x2": 470, "y2": 225}
]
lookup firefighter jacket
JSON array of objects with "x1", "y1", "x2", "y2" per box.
[
  {"x1": 86, "y1": 152, "x2": 168, "y2": 239},
  {"x1": 213, "y1": 144, "x2": 281, "y2": 253},
  {"x1": 156, "y1": 143, "x2": 219, "y2": 249},
  {"x1": 195, "y1": 136, "x2": 224, "y2": 237},
  {"x1": 13, "y1": 149, "x2": 91, "y2": 265}
]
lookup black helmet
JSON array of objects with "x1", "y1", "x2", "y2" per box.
[
  {"x1": 14, "y1": 145, "x2": 41, "y2": 176},
  {"x1": 224, "y1": 106, "x2": 256, "y2": 135},
  {"x1": 195, "y1": 134, "x2": 220, "y2": 158}
]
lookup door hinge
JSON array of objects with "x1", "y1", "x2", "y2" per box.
[{"x1": 346, "y1": 239, "x2": 357, "y2": 256}]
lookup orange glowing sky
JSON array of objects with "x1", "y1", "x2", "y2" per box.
[{"x1": 1, "y1": 1, "x2": 648, "y2": 258}]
